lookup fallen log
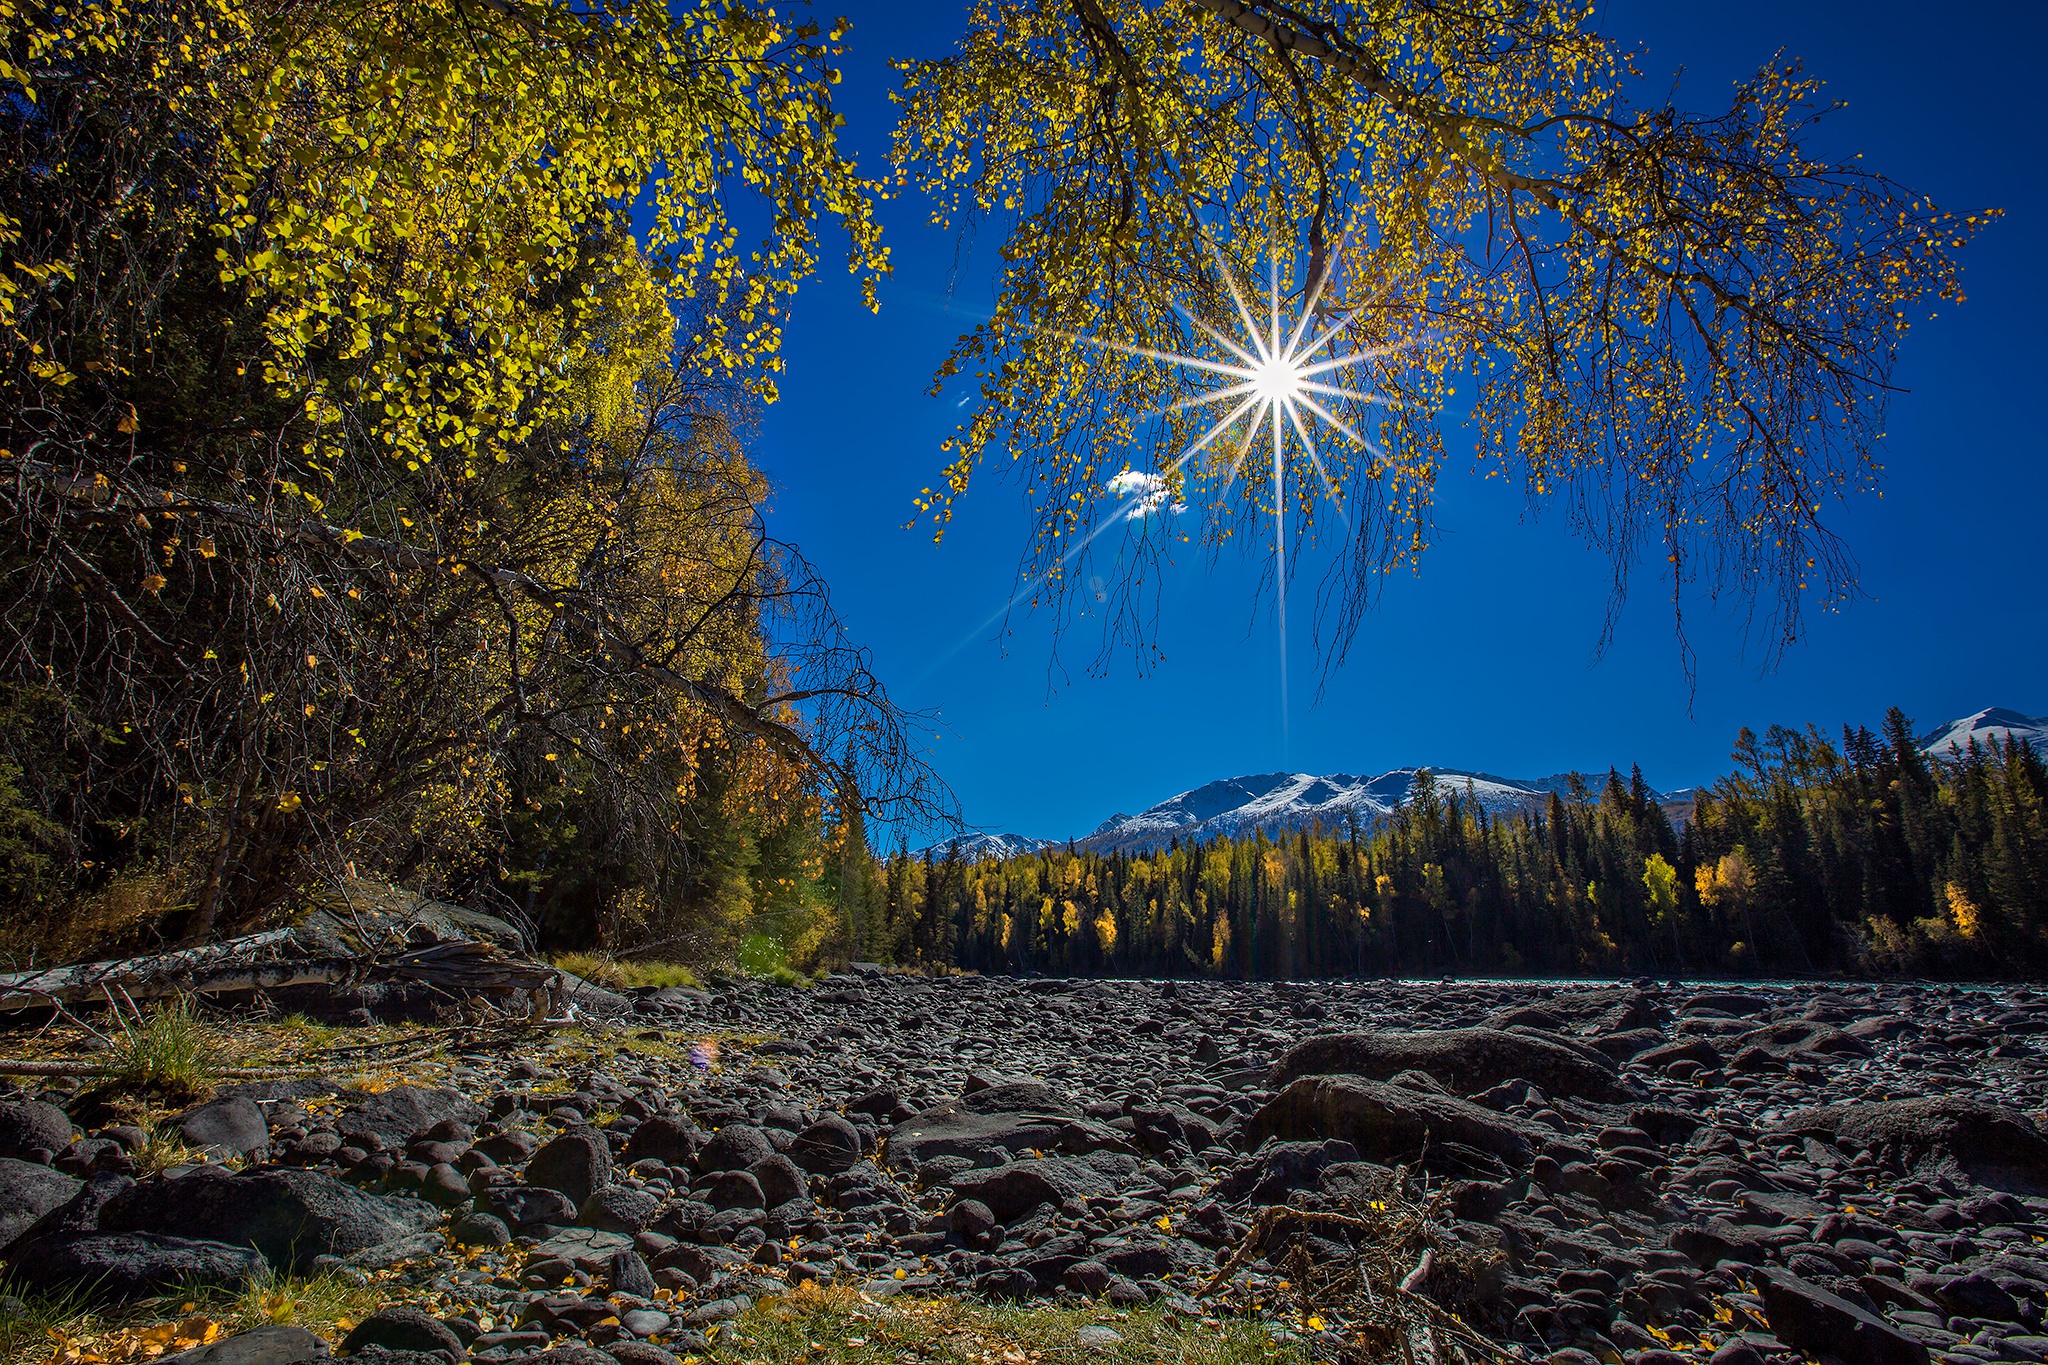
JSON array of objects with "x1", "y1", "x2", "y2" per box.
[{"x1": 0, "y1": 933, "x2": 561, "y2": 1015}]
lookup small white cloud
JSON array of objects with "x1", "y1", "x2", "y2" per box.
[{"x1": 1105, "y1": 469, "x2": 1187, "y2": 521}]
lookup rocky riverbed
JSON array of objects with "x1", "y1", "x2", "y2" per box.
[{"x1": 3, "y1": 974, "x2": 2047, "y2": 1365}]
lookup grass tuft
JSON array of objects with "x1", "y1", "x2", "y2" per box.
[
  {"x1": 106, "y1": 997, "x2": 217, "y2": 1103},
  {"x1": 549, "y1": 952, "x2": 699, "y2": 992}
]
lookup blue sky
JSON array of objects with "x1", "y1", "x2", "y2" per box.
[{"x1": 746, "y1": 0, "x2": 2046, "y2": 844}]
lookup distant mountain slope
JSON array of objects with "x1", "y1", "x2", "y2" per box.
[
  {"x1": 924, "y1": 832, "x2": 1054, "y2": 861},
  {"x1": 1918, "y1": 706, "x2": 2048, "y2": 758},
  {"x1": 920, "y1": 705, "x2": 2040, "y2": 859},
  {"x1": 1070, "y1": 767, "x2": 1602, "y2": 855}
]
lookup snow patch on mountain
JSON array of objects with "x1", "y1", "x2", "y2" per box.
[
  {"x1": 923, "y1": 831, "x2": 1055, "y2": 861},
  {"x1": 1918, "y1": 706, "x2": 2048, "y2": 758},
  {"x1": 1071, "y1": 767, "x2": 1570, "y2": 855}
]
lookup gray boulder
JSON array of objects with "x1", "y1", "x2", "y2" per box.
[
  {"x1": 3, "y1": 1170, "x2": 130, "y2": 1255},
  {"x1": 1733, "y1": 1020, "x2": 1874, "y2": 1060},
  {"x1": 576, "y1": 1185, "x2": 661, "y2": 1234},
  {"x1": 750, "y1": 1153, "x2": 807, "y2": 1207},
  {"x1": 693, "y1": 1125, "x2": 776, "y2": 1175},
  {"x1": 1247, "y1": 1075, "x2": 1544, "y2": 1170},
  {"x1": 0, "y1": 1156, "x2": 80, "y2": 1248},
  {"x1": 335, "y1": 1086, "x2": 482, "y2": 1149},
  {"x1": 1215, "y1": 1140, "x2": 1358, "y2": 1203},
  {"x1": 1267, "y1": 1028, "x2": 1640, "y2": 1103},
  {"x1": 172, "y1": 1097, "x2": 270, "y2": 1157},
  {"x1": 340, "y1": 1307, "x2": 465, "y2": 1358},
  {"x1": 948, "y1": 1152, "x2": 1139, "y2": 1223},
  {"x1": 525, "y1": 1128, "x2": 612, "y2": 1206},
  {"x1": 885, "y1": 1085, "x2": 1133, "y2": 1172},
  {"x1": 1769, "y1": 1097, "x2": 2048, "y2": 1195},
  {"x1": 788, "y1": 1116, "x2": 861, "y2": 1175},
  {"x1": 7, "y1": 1231, "x2": 266, "y2": 1301},
  {"x1": 0, "y1": 1099, "x2": 72, "y2": 1160},
  {"x1": 98, "y1": 1166, "x2": 440, "y2": 1272},
  {"x1": 480, "y1": 1185, "x2": 579, "y2": 1229},
  {"x1": 162, "y1": 1324, "x2": 330, "y2": 1365},
  {"x1": 1753, "y1": 1266, "x2": 1928, "y2": 1365},
  {"x1": 623, "y1": 1115, "x2": 700, "y2": 1166}
]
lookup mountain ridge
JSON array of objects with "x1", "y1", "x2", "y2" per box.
[{"x1": 924, "y1": 704, "x2": 2040, "y2": 859}]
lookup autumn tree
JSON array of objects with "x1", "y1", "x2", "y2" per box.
[
  {"x1": 0, "y1": 0, "x2": 945, "y2": 946},
  {"x1": 895, "y1": 0, "x2": 1992, "y2": 674}
]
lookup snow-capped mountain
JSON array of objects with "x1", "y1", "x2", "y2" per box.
[
  {"x1": 921, "y1": 705, "x2": 2041, "y2": 861},
  {"x1": 1071, "y1": 767, "x2": 1582, "y2": 855},
  {"x1": 923, "y1": 831, "x2": 1054, "y2": 861},
  {"x1": 1918, "y1": 706, "x2": 2048, "y2": 758}
]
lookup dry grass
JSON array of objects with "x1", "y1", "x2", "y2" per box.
[
  {"x1": 709, "y1": 1283, "x2": 1307, "y2": 1365},
  {"x1": 0, "y1": 1273, "x2": 388, "y2": 1365}
]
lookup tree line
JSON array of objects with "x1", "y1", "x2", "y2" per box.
[{"x1": 841, "y1": 710, "x2": 2047, "y2": 980}]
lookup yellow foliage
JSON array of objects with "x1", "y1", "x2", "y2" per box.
[{"x1": 1945, "y1": 883, "x2": 1981, "y2": 939}]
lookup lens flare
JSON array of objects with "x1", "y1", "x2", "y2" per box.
[{"x1": 1072, "y1": 235, "x2": 1399, "y2": 735}]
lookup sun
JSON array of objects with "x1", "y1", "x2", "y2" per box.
[
  {"x1": 943, "y1": 233, "x2": 1401, "y2": 735},
  {"x1": 1101, "y1": 236, "x2": 1396, "y2": 729}
]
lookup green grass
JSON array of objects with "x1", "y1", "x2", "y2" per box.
[
  {"x1": 738, "y1": 933, "x2": 805, "y2": 988},
  {"x1": 106, "y1": 997, "x2": 216, "y2": 1101},
  {"x1": 550, "y1": 952, "x2": 700, "y2": 991},
  {"x1": 707, "y1": 1283, "x2": 1309, "y2": 1365}
]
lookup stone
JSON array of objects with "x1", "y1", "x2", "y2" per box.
[
  {"x1": 694, "y1": 1125, "x2": 776, "y2": 1174},
  {"x1": 0, "y1": 1100, "x2": 72, "y2": 1160},
  {"x1": 1246, "y1": 1075, "x2": 1543, "y2": 1170},
  {"x1": 749, "y1": 1153, "x2": 807, "y2": 1207},
  {"x1": 1770, "y1": 1098, "x2": 2048, "y2": 1195},
  {"x1": 948, "y1": 1154, "x2": 1134, "y2": 1223},
  {"x1": 609, "y1": 1248, "x2": 658, "y2": 1298},
  {"x1": 1214, "y1": 1139, "x2": 1358, "y2": 1202},
  {"x1": 788, "y1": 1116, "x2": 862, "y2": 1175},
  {"x1": 605, "y1": 1345, "x2": 683, "y2": 1365},
  {"x1": 480, "y1": 1185, "x2": 580, "y2": 1229},
  {"x1": 884, "y1": 1098, "x2": 1130, "y2": 1172},
  {"x1": 701, "y1": 1170, "x2": 765, "y2": 1211},
  {"x1": 475, "y1": 1130, "x2": 539, "y2": 1166},
  {"x1": 1707, "y1": 1342, "x2": 1766, "y2": 1365},
  {"x1": 170, "y1": 1098, "x2": 269, "y2": 1157},
  {"x1": 6, "y1": 1231, "x2": 266, "y2": 1302},
  {"x1": 340, "y1": 1308, "x2": 465, "y2": 1359},
  {"x1": 529, "y1": 1226, "x2": 635, "y2": 1273},
  {"x1": 1267, "y1": 1028, "x2": 1641, "y2": 1103},
  {"x1": 336, "y1": 1087, "x2": 483, "y2": 1149},
  {"x1": 449, "y1": 1211, "x2": 512, "y2": 1247},
  {"x1": 1926, "y1": 1273, "x2": 2022, "y2": 1323},
  {"x1": 525, "y1": 1129, "x2": 612, "y2": 1206},
  {"x1": 947, "y1": 1198, "x2": 999, "y2": 1247},
  {"x1": 161, "y1": 1324, "x2": 331, "y2": 1365},
  {"x1": 1754, "y1": 1266, "x2": 1930, "y2": 1365},
  {"x1": 4, "y1": 1170, "x2": 131, "y2": 1257},
  {"x1": 502, "y1": 1349, "x2": 617, "y2": 1365},
  {"x1": 1735, "y1": 1020, "x2": 1875, "y2": 1060},
  {"x1": 623, "y1": 1115, "x2": 699, "y2": 1166},
  {"x1": 0, "y1": 1156, "x2": 80, "y2": 1249},
  {"x1": 97, "y1": 1166, "x2": 440, "y2": 1272},
  {"x1": 578, "y1": 1185, "x2": 662, "y2": 1233}
]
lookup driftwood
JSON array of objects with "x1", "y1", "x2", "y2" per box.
[{"x1": 0, "y1": 932, "x2": 562, "y2": 1016}]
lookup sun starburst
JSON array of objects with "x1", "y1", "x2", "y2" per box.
[
  {"x1": 920, "y1": 235, "x2": 1403, "y2": 718},
  {"x1": 1087, "y1": 237, "x2": 1397, "y2": 732}
]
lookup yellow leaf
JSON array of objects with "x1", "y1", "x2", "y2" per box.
[{"x1": 140, "y1": 573, "x2": 167, "y2": 594}]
